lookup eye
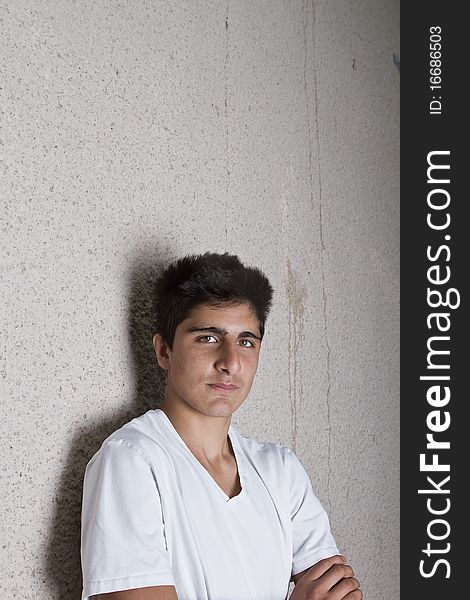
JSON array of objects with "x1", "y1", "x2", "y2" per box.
[
  {"x1": 197, "y1": 335, "x2": 218, "y2": 343},
  {"x1": 239, "y1": 339, "x2": 256, "y2": 348}
]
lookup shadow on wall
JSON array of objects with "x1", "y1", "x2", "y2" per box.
[{"x1": 44, "y1": 258, "x2": 168, "y2": 599}]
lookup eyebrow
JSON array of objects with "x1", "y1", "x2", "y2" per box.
[{"x1": 185, "y1": 326, "x2": 262, "y2": 341}]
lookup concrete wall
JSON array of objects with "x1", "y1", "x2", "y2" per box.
[{"x1": 1, "y1": 1, "x2": 399, "y2": 598}]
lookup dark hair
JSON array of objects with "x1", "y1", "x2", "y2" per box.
[{"x1": 154, "y1": 252, "x2": 274, "y2": 348}]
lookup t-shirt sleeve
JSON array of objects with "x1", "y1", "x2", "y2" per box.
[
  {"x1": 80, "y1": 439, "x2": 175, "y2": 600},
  {"x1": 284, "y1": 448, "x2": 341, "y2": 576}
]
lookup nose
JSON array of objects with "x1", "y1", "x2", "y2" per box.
[{"x1": 214, "y1": 340, "x2": 242, "y2": 375}]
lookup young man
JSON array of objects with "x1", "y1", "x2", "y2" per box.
[{"x1": 81, "y1": 252, "x2": 362, "y2": 600}]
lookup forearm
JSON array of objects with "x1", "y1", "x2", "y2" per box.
[
  {"x1": 93, "y1": 586, "x2": 178, "y2": 600},
  {"x1": 289, "y1": 556, "x2": 362, "y2": 600}
]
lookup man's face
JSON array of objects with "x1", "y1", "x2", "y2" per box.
[{"x1": 153, "y1": 302, "x2": 262, "y2": 419}]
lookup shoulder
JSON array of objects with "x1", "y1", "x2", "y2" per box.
[
  {"x1": 86, "y1": 409, "x2": 171, "y2": 472},
  {"x1": 231, "y1": 427, "x2": 302, "y2": 476}
]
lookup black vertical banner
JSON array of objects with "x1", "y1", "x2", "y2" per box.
[{"x1": 401, "y1": 4, "x2": 465, "y2": 599}]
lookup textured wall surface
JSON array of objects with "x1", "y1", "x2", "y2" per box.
[{"x1": 1, "y1": 1, "x2": 399, "y2": 598}]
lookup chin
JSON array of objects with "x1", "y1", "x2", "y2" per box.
[
  {"x1": 198, "y1": 398, "x2": 242, "y2": 418},
  {"x1": 204, "y1": 404, "x2": 237, "y2": 418}
]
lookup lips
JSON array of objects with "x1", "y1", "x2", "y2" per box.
[{"x1": 208, "y1": 383, "x2": 240, "y2": 392}]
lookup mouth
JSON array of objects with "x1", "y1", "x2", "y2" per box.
[{"x1": 207, "y1": 383, "x2": 240, "y2": 394}]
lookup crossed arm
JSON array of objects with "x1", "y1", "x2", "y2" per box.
[
  {"x1": 93, "y1": 555, "x2": 362, "y2": 600},
  {"x1": 290, "y1": 555, "x2": 362, "y2": 600},
  {"x1": 93, "y1": 588, "x2": 177, "y2": 600}
]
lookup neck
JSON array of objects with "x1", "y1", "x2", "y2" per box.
[{"x1": 159, "y1": 400, "x2": 233, "y2": 464}]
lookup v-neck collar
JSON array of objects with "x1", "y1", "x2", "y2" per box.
[{"x1": 155, "y1": 408, "x2": 247, "y2": 504}]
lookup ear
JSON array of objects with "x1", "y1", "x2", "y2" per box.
[{"x1": 152, "y1": 333, "x2": 171, "y2": 370}]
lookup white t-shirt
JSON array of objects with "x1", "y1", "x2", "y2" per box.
[{"x1": 81, "y1": 409, "x2": 339, "y2": 600}]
